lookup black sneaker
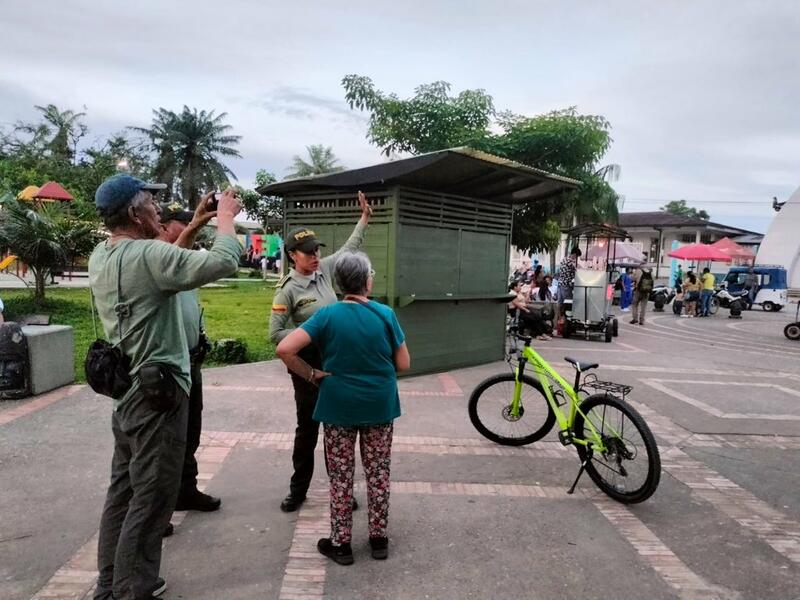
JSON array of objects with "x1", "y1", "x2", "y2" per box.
[
  {"x1": 369, "y1": 536, "x2": 389, "y2": 560},
  {"x1": 280, "y1": 494, "x2": 306, "y2": 513},
  {"x1": 162, "y1": 522, "x2": 174, "y2": 537},
  {"x1": 149, "y1": 577, "x2": 167, "y2": 597},
  {"x1": 317, "y1": 538, "x2": 354, "y2": 565},
  {"x1": 175, "y1": 490, "x2": 221, "y2": 512}
]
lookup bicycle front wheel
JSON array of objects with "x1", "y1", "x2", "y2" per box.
[
  {"x1": 574, "y1": 394, "x2": 661, "y2": 503},
  {"x1": 468, "y1": 373, "x2": 556, "y2": 446}
]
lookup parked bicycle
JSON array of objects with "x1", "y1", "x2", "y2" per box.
[{"x1": 469, "y1": 333, "x2": 661, "y2": 503}]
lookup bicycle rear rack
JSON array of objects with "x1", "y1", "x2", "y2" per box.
[{"x1": 580, "y1": 374, "x2": 632, "y2": 399}]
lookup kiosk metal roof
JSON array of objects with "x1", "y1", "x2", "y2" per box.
[{"x1": 259, "y1": 147, "x2": 580, "y2": 204}]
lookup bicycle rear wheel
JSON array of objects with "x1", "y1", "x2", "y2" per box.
[
  {"x1": 468, "y1": 374, "x2": 556, "y2": 446},
  {"x1": 574, "y1": 394, "x2": 661, "y2": 503}
]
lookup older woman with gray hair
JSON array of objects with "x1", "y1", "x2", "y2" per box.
[{"x1": 277, "y1": 251, "x2": 410, "y2": 566}]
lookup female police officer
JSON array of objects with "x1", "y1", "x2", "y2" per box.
[{"x1": 269, "y1": 191, "x2": 372, "y2": 512}]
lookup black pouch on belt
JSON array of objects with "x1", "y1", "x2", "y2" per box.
[{"x1": 139, "y1": 363, "x2": 177, "y2": 411}]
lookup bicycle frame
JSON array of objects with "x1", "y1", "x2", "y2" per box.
[{"x1": 510, "y1": 343, "x2": 608, "y2": 450}]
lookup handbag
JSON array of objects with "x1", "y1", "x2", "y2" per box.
[{"x1": 85, "y1": 244, "x2": 133, "y2": 399}]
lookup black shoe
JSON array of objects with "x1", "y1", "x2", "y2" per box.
[
  {"x1": 352, "y1": 498, "x2": 359, "y2": 511},
  {"x1": 280, "y1": 493, "x2": 306, "y2": 513},
  {"x1": 162, "y1": 522, "x2": 174, "y2": 537},
  {"x1": 629, "y1": 320, "x2": 638, "y2": 325},
  {"x1": 369, "y1": 536, "x2": 389, "y2": 560},
  {"x1": 317, "y1": 538, "x2": 354, "y2": 565},
  {"x1": 149, "y1": 577, "x2": 167, "y2": 597},
  {"x1": 175, "y1": 490, "x2": 221, "y2": 512}
]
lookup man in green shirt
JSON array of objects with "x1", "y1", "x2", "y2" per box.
[
  {"x1": 159, "y1": 202, "x2": 221, "y2": 516},
  {"x1": 89, "y1": 174, "x2": 242, "y2": 600}
]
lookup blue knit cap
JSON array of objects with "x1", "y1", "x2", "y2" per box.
[{"x1": 94, "y1": 174, "x2": 167, "y2": 213}]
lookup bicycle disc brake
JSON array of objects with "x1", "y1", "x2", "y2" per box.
[{"x1": 501, "y1": 404, "x2": 524, "y2": 422}]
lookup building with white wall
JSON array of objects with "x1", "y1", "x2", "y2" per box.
[{"x1": 617, "y1": 212, "x2": 762, "y2": 279}]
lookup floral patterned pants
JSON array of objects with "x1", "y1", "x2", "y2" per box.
[{"x1": 323, "y1": 422, "x2": 393, "y2": 545}]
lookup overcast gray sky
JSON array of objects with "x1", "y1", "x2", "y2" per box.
[{"x1": 3, "y1": 0, "x2": 798, "y2": 233}]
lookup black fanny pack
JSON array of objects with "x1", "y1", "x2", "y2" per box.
[
  {"x1": 86, "y1": 245, "x2": 134, "y2": 400},
  {"x1": 85, "y1": 339, "x2": 132, "y2": 400}
]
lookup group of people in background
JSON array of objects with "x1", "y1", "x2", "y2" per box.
[{"x1": 674, "y1": 267, "x2": 716, "y2": 318}]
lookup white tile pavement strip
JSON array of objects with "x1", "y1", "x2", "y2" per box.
[
  {"x1": 590, "y1": 499, "x2": 736, "y2": 600},
  {"x1": 633, "y1": 400, "x2": 800, "y2": 565},
  {"x1": 278, "y1": 488, "x2": 329, "y2": 600}
]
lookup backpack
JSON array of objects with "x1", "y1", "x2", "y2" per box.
[{"x1": 638, "y1": 270, "x2": 654, "y2": 294}]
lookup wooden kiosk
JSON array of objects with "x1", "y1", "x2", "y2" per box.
[{"x1": 260, "y1": 147, "x2": 578, "y2": 374}]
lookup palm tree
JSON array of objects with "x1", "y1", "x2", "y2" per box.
[
  {"x1": 286, "y1": 145, "x2": 345, "y2": 178},
  {"x1": 133, "y1": 107, "x2": 242, "y2": 208},
  {"x1": 0, "y1": 200, "x2": 66, "y2": 303},
  {"x1": 34, "y1": 104, "x2": 87, "y2": 163}
]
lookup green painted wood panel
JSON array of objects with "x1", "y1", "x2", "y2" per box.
[
  {"x1": 458, "y1": 230, "x2": 509, "y2": 295},
  {"x1": 395, "y1": 300, "x2": 505, "y2": 374},
  {"x1": 396, "y1": 224, "x2": 460, "y2": 296},
  {"x1": 281, "y1": 186, "x2": 511, "y2": 374}
]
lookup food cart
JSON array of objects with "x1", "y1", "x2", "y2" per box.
[{"x1": 561, "y1": 223, "x2": 632, "y2": 343}]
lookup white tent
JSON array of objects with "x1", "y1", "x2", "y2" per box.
[{"x1": 757, "y1": 185, "x2": 800, "y2": 290}]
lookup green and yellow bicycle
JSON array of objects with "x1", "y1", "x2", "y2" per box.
[{"x1": 468, "y1": 333, "x2": 661, "y2": 503}]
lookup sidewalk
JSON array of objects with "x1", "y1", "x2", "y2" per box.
[{"x1": 1, "y1": 310, "x2": 799, "y2": 599}]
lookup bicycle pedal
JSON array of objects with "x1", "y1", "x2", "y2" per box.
[{"x1": 557, "y1": 430, "x2": 573, "y2": 446}]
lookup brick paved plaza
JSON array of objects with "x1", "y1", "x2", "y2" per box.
[{"x1": 1, "y1": 307, "x2": 799, "y2": 599}]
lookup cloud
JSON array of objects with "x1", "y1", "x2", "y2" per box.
[{"x1": 241, "y1": 86, "x2": 367, "y2": 127}]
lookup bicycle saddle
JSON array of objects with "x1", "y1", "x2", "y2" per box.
[{"x1": 564, "y1": 357, "x2": 599, "y2": 372}]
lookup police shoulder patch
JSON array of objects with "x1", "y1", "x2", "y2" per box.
[{"x1": 271, "y1": 303, "x2": 288, "y2": 313}]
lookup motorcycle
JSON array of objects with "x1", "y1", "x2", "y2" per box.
[
  {"x1": 710, "y1": 285, "x2": 751, "y2": 316},
  {"x1": 649, "y1": 285, "x2": 676, "y2": 312}
]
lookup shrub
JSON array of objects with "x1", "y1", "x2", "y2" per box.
[{"x1": 209, "y1": 338, "x2": 248, "y2": 364}]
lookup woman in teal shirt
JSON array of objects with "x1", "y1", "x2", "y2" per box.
[{"x1": 277, "y1": 251, "x2": 411, "y2": 565}]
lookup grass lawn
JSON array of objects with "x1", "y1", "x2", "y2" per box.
[{"x1": 1, "y1": 280, "x2": 276, "y2": 382}]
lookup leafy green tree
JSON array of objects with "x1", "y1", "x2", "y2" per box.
[
  {"x1": 133, "y1": 106, "x2": 241, "y2": 208},
  {"x1": 0, "y1": 109, "x2": 146, "y2": 226},
  {"x1": 342, "y1": 76, "x2": 620, "y2": 253},
  {"x1": 286, "y1": 145, "x2": 345, "y2": 178},
  {"x1": 343, "y1": 75, "x2": 493, "y2": 156},
  {"x1": 661, "y1": 199, "x2": 709, "y2": 220},
  {"x1": 239, "y1": 169, "x2": 283, "y2": 233}
]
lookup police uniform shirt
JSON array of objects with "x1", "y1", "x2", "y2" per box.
[
  {"x1": 178, "y1": 289, "x2": 202, "y2": 350},
  {"x1": 269, "y1": 221, "x2": 367, "y2": 343}
]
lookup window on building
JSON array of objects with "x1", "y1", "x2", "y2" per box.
[
  {"x1": 680, "y1": 233, "x2": 695, "y2": 243},
  {"x1": 700, "y1": 233, "x2": 714, "y2": 244}
]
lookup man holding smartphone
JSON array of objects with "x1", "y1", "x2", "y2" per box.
[
  {"x1": 159, "y1": 197, "x2": 222, "y2": 518},
  {"x1": 90, "y1": 175, "x2": 242, "y2": 600}
]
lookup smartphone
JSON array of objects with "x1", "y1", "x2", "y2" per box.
[{"x1": 207, "y1": 193, "x2": 221, "y2": 211}]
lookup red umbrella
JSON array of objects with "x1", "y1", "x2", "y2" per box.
[
  {"x1": 667, "y1": 243, "x2": 732, "y2": 262},
  {"x1": 710, "y1": 237, "x2": 755, "y2": 261}
]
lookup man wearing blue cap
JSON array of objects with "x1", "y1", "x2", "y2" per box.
[{"x1": 89, "y1": 174, "x2": 242, "y2": 600}]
